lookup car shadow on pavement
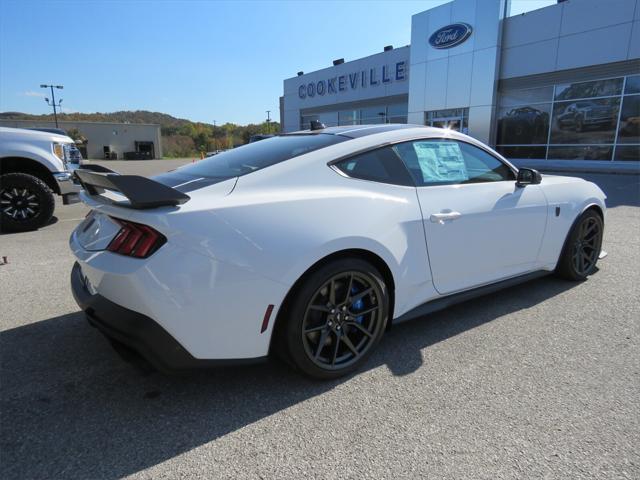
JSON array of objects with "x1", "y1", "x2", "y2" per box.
[
  {"x1": 0, "y1": 216, "x2": 59, "y2": 236},
  {"x1": 0, "y1": 275, "x2": 576, "y2": 479}
]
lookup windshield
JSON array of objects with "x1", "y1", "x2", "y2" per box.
[{"x1": 174, "y1": 134, "x2": 348, "y2": 179}]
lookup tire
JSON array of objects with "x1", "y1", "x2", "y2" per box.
[
  {"x1": 279, "y1": 258, "x2": 389, "y2": 380},
  {"x1": 0, "y1": 173, "x2": 55, "y2": 233},
  {"x1": 555, "y1": 209, "x2": 604, "y2": 281}
]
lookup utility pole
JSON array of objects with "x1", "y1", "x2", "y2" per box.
[
  {"x1": 40, "y1": 84, "x2": 64, "y2": 128},
  {"x1": 265, "y1": 110, "x2": 271, "y2": 134}
]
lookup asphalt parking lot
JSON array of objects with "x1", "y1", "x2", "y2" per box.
[{"x1": 1, "y1": 161, "x2": 639, "y2": 479}]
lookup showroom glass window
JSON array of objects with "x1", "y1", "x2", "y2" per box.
[
  {"x1": 425, "y1": 108, "x2": 469, "y2": 134},
  {"x1": 300, "y1": 102, "x2": 408, "y2": 129},
  {"x1": 387, "y1": 103, "x2": 408, "y2": 124},
  {"x1": 496, "y1": 86, "x2": 553, "y2": 159},
  {"x1": 615, "y1": 75, "x2": 640, "y2": 160},
  {"x1": 394, "y1": 139, "x2": 514, "y2": 186},
  {"x1": 338, "y1": 110, "x2": 359, "y2": 126},
  {"x1": 496, "y1": 74, "x2": 640, "y2": 161}
]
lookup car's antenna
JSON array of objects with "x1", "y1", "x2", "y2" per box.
[{"x1": 310, "y1": 120, "x2": 326, "y2": 131}]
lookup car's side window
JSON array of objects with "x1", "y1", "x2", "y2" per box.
[
  {"x1": 458, "y1": 142, "x2": 516, "y2": 183},
  {"x1": 393, "y1": 139, "x2": 515, "y2": 186},
  {"x1": 333, "y1": 146, "x2": 414, "y2": 186}
]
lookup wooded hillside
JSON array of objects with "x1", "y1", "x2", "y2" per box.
[{"x1": 0, "y1": 111, "x2": 280, "y2": 157}]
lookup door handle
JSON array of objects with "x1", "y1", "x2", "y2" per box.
[{"x1": 430, "y1": 211, "x2": 462, "y2": 224}]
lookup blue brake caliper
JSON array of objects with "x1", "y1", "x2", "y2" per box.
[{"x1": 350, "y1": 286, "x2": 364, "y2": 324}]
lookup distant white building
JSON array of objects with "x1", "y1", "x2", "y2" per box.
[
  {"x1": 281, "y1": 0, "x2": 640, "y2": 170},
  {"x1": 0, "y1": 119, "x2": 162, "y2": 159}
]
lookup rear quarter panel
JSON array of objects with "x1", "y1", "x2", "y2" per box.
[
  {"x1": 156, "y1": 138, "x2": 435, "y2": 320},
  {"x1": 183, "y1": 169, "x2": 432, "y2": 319}
]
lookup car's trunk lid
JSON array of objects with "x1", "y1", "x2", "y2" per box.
[
  {"x1": 74, "y1": 174, "x2": 238, "y2": 251},
  {"x1": 74, "y1": 211, "x2": 123, "y2": 251}
]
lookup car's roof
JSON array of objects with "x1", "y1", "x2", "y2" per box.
[{"x1": 285, "y1": 123, "x2": 425, "y2": 139}]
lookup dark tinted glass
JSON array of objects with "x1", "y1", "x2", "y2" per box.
[
  {"x1": 613, "y1": 145, "x2": 640, "y2": 161},
  {"x1": 173, "y1": 134, "x2": 348, "y2": 179},
  {"x1": 496, "y1": 104, "x2": 551, "y2": 144},
  {"x1": 360, "y1": 106, "x2": 387, "y2": 124},
  {"x1": 554, "y1": 78, "x2": 623, "y2": 100},
  {"x1": 547, "y1": 145, "x2": 613, "y2": 161},
  {"x1": 499, "y1": 86, "x2": 553, "y2": 106},
  {"x1": 496, "y1": 146, "x2": 547, "y2": 159},
  {"x1": 395, "y1": 139, "x2": 514, "y2": 186},
  {"x1": 550, "y1": 98, "x2": 620, "y2": 144},
  {"x1": 624, "y1": 75, "x2": 640, "y2": 95},
  {"x1": 617, "y1": 94, "x2": 640, "y2": 144},
  {"x1": 334, "y1": 147, "x2": 413, "y2": 186}
]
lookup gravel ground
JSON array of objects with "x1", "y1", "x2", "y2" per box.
[{"x1": 0, "y1": 163, "x2": 638, "y2": 480}]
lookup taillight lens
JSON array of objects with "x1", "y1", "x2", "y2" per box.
[{"x1": 107, "y1": 218, "x2": 166, "y2": 258}]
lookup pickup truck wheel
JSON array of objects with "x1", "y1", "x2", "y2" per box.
[{"x1": 0, "y1": 173, "x2": 55, "y2": 233}]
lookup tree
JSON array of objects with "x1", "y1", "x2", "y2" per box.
[{"x1": 65, "y1": 128, "x2": 86, "y2": 143}]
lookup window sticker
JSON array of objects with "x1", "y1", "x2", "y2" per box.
[{"x1": 413, "y1": 141, "x2": 468, "y2": 183}]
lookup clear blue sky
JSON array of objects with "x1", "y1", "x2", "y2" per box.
[{"x1": 0, "y1": 0, "x2": 554, "y2": 125}]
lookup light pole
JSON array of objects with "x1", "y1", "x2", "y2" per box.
[
  {"x1": 40, "y1": 84, "x2": 63, "y2": 128},
  {"x1": 265, "y1": 110, "x2": 271, "y2": 134}
]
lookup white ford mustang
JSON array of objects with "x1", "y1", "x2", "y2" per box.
[{"x1": 70, "y1": 125, "x2": 606, "y2": 379}]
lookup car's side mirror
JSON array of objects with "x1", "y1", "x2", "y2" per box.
[{"x1": 516, "y1": 168, "x2": 542, "y2": 187}]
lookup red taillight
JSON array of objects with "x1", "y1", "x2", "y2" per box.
[{"x1": 107, "y1": 218, "x2": 166, "y2": 258}]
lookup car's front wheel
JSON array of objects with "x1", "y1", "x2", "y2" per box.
[
  {"x1": 280, "y1": 258, "x2": 389, "y2": 379},
  {"x1": 556, "y1": 209, "x2": 604, "y2": 281},
  {"x1": 0, "y1": 173, "x2": 55, "y2": 233}
]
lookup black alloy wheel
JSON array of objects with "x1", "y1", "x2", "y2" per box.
[
  {"x1": 1, "y1": 186, "x2": 41, "y2": 220},
  {"x1": 571, "y1": 215, "x2": 601, "y2": 277},
  {"x1": 556, "y1": 209, "x2": 604, "y2": 281},
  {"x1": 280, "y1": 258, "x2": 389, "y2": 379},
  {"x1": 302, "y1": 271, "x2": 384, "y2": 370},
  {"x1": 0, "y1": 173, "x2": 55, "y2": 233}
]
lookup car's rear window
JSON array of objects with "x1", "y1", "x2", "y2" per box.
[{"x1": 173, "y1": 134, "x2": 348, "y2": 179}]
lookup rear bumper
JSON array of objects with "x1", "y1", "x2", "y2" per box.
[{"x1": 71, "y1": 261, "x2": 266, "y2": 373}]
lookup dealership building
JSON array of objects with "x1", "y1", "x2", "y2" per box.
[
  {"x1": 281, "y1": 0, "x2": 640, "y2": 170},
  {"x1": 0, "y1": 119, "x2": 162, "y2": 160}
]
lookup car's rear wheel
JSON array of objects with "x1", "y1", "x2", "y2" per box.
[
  {"x1": 556, "y1": 209, "x2": 603, "y2": 281},
  {"x1": 0, "y1": 173, "x2": 55, "y2": 233},
  {"x1": 281, "y1": 258, "x2": 389, "y2": 379}
]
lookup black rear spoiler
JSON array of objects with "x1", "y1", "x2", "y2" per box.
[{"x1": 74, "y1": 169, "x2": 190, "y2": 209}]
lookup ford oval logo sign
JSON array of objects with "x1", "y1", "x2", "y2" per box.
[{"x1": 429, "y1": 23, "x2": 473, "y2": 49}]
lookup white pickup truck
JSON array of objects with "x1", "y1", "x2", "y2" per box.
[{"x1": 0, "y1": 126, "x2": 82, "y2": 232}]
